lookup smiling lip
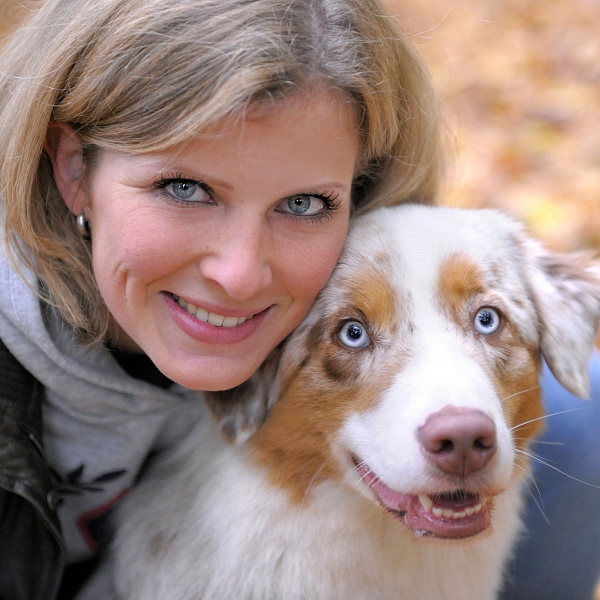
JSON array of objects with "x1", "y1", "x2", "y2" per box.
[
  {"x1": 353, "y1": 457, "x2": 493, "y2": 539},
  {"x1": 172, "y1": 294, "x2": 254, "y2": 327},
  {"x1": 163, "y1": 292, "x2": 272, "y2": 345}
]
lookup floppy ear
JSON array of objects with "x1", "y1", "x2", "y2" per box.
[
  {"x1": 203, "y1": 343, "x2": 285, "y2": 446},
  {"x1": 524, "y1": 237, "x2": 600, "y2": 398}
]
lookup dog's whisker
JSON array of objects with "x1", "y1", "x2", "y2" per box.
[
  {"x1": 511, "y1": 455, "x2": 549, "y2": 523},
  {"x1": 302, "y1": 461, "x2": 329, "y2": 508},
  {"x1": 517, "y1": 452, "x2": 600, "y2": 489},
  {"x1": 511, "y1": 406, "x2": 591, "y2": 432},
  {"x1": 286, "y1": 456, "x2": 318, "y2": 480},
  {"x1": 524, "y1": 481, "x2": 550, "y2": 525},
  {"x1": 341, "y1": 459, "x2": 379, "y2": 491},
  {"x1": 337, "y1": 457, "x2": 367, "y2": 489},
  {"x1": 513, "y1": 460, "x2": 542, "y2": 502},
  {"x1": 500, "y1": 385, "x2": 540, "y2": 404},
  {"x1": 526, "y1": 440, "x2": 565, "y2": 446}
]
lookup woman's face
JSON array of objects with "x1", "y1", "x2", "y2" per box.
[{"x1": 71, "y1": 95, "x2": 358, "y2": 390}]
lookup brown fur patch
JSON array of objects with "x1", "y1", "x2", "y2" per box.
[
  {"x1": 248, "y1": 359, "x2": 400, "y2": 504},
  {"x1": 437, "y1": 253, "x2": 486, "y2": 328},
  {"x1": 339, "y1": 262, "x2": 400, "y2": 335},
  {"x1": 249, "y1": 266, "x2": 409, "y2": 504},
  {"x1": 494, "y1": 347, "x2": 545, "y2": 451}
]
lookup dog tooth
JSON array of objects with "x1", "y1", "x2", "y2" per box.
[
  {"x1": 474, "y1": 503, "x2": 483, "y2": 514},
  {"x1": 196, "y1": 307, "x2": 209, "y2": 322},
  {"x1": 465, "y1": 507, "x2": 475, "y2": 517},
  {"x1": 222, "y1": 316, "x2": 238, "y2": 328},
  {"x1": 237, "y1": 317, "x2": 247, "y2": 325},
  {"x1": 432, "y1": 507, "x2": 443, "y2": 518},
  {"x1": 443, "y1": 509, "x2": 453, "y2": 519},
  {"x1": 177, "y1": 298, "x2": 187, "y2": 309},
  {"x1": 418, "y1": 495, "x2": 433, "y2": 513},
  {"x1": 208, "y1": 312, "x2": 225, "y2": 326},
  {"x1": 187, "y1": 302, "x2": 197, "y2": 314}
]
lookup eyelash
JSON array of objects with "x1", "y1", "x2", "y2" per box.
[
  {"x1": 284, "y1": 192, "x2": 342, "y2": 223},
  {"x1": 152, "y1": 173, "x2": 342, "y2": 221},
  {"x1": 152, "y1": 173, "x2": 213, "y2": 207}
]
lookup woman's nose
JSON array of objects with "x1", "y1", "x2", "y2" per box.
[{"x1": 198, "y1": 219, "x2": 273, "y2": 301}]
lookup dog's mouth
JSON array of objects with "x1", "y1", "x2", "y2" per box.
[{"x1": 353, "y1": 457, "x2": 493, "y2": 539}]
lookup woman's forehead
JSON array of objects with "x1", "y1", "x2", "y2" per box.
[{"x1": 125, "y1": 92, "x2": 360, "y2": 167}]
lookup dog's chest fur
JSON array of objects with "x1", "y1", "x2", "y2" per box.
[{"x1": 106, "y1": 205, "x2": 600, "y2": 600}]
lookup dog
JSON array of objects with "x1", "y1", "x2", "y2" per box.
[{"x1": 88, "y1": 205, "x2": 600, "y2": 600}]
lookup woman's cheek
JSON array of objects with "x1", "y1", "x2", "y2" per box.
[{"x1": 281, "y1": 225, "x2": 349, "y2": 310}]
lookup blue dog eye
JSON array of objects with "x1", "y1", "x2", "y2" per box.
[
  {"x1": 474, "y1": 308, "x2": 501, "y2": 335},
  {"x1": 338, "y1": 321, "x2": 370, "y2": 348}
]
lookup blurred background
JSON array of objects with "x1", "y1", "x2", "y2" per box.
[
  {"x1": 1, "y1": 0, "x2": 599, "y2": 253},
  {"x1": 386, "y1": 0, "x2": 600, "y2": 253}
]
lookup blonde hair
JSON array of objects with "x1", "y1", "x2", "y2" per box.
[{"x1": 0, "y1": 0, "x2": 443, "y2": 341}]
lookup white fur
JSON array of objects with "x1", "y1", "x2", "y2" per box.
[
  {"x1": 106, "y1": 414, "x2": 524, "y2": 600},
  {"x1": 81, "y1": 206, "x2": 600, "y2": 600}
]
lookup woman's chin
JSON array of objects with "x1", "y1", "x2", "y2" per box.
[{"x1": 152, "y1": 352, "x2": 266, "y2": 392}]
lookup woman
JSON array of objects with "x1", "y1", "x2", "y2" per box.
[{"x1": 0, "y1": 0, "x2": 441, "y2": 597}]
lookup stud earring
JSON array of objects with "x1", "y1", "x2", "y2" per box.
[{"x1": 76, "y1": 210, "x2": 91, "y2": 238}]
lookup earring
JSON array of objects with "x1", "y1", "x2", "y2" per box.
[{"x1": 76, "y1": 210, "x2": 91, "y2": 238}]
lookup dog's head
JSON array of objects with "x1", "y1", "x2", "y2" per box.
[{"x1": 205, "y1": 205, "x2": 600, "y2": 539}]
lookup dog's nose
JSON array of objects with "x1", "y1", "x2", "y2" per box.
[{"x1": 418, "y1": 406, "x2": 497, "y2": 478}]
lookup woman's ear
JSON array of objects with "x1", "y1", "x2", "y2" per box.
[{"x1": 44, "y1": 122, "x2": 88, "y2": 216}]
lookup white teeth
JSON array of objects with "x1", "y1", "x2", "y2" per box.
[
  {"x1": 208, "y1": 313, "x2": 225, "y2": 326},
  {"x1": 420, "y1": 495, "x2": 487, "y2": 520},
  {"x1": 418, "y1": 495, "x2": 433, "y2": 513},
  {"x1": 222, "y1": 316, "x2": 239, "y2": 328},
  {"x1": 173, "y1": 294, "x2": 252, "y2": 327}
]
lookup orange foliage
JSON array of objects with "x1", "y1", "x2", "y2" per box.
[{"x1": 386, "y1": 0, "x2": 600, "y2": 253}]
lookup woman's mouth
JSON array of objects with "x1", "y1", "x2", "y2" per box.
[
  {"x1": 164, "y1": 292, "x2": 271, "y2": 345},
  {"x1": 172, "y1": 294, "x2": 255, "y2": 327}
]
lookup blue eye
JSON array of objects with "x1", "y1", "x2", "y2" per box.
[
  {"x1": 338, "y1": 321, "x2": 371, "y2": 348},
  {"x1": 474, "y1": 307, "x2": 501, "y2": 335},
  {"x1": 284, "y1": 195, "x2": 325, "y2": 216},
  {"x1": 155, "y1": 177, "x2": 212, "y2": 204},
  {"x1": 170, "y1": 181, "x2": 198, "y2": 199}
]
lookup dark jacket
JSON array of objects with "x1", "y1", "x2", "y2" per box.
[{"x1": 0, "y1": 338, "x2": 65, "y2": 600}]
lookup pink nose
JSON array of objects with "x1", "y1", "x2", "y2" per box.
[{"x1": 418, "y1": 406, "x2": 497, "y2": 478}]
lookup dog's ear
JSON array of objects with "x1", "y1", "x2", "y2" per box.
[
  {"x1": 523, "y1": 236, "x2": 600, "y2": 398},
  {"x1": 203, "y1": 343, "x2": 285, "y2": 446}
]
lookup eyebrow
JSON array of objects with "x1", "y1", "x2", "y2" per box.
[{"x1": 135, "y1": 155, "x2": 352, "y2": 196}]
